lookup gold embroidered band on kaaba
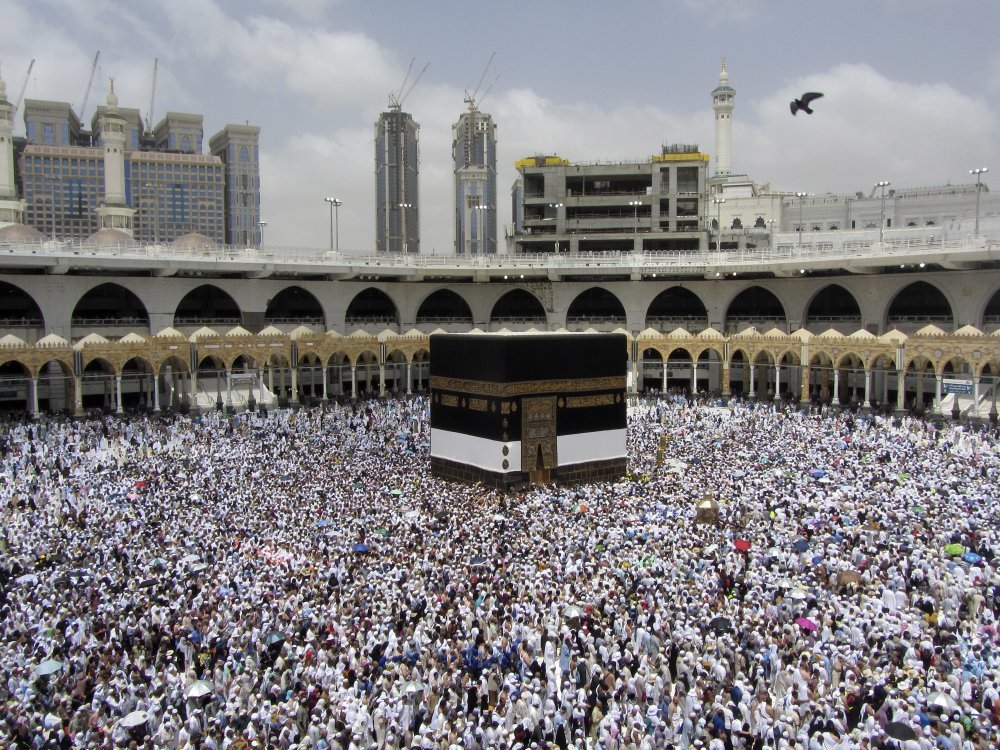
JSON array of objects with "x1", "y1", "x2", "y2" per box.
[{"x1": 429, "y1": 375, "x2": 625, "y2": 398}]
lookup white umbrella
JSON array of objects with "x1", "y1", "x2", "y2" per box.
[
  {"x1": 179, "y1": 554, "x2": 200, "y2": 564},
  {"x1": 403, "y1": 510, "x2": 419, "y2": 520},
  {"x1": 35, "y1": 659, "x2": 63, "y2": 677},
  {"x1": 184, "y1": 680, "x2": 214, "y2": 699},
  {"x1": 925, "y1": 691, "x2": 961, "y2": 713},
  {"x1": 43, "y1": 713, "x2": 61, "y2": 728},
  {"x1": 120, "y1": 710, "x2": 149, "y2": 728},
  {"x1": 787, "y1": 588, "x2": 808, "y2": 600}
]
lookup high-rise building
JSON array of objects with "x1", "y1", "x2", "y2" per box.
[
  {"x1": 14, "y1": 83, "x2": 257, "y2": 245},
  {"x1": 453, "y1": 106, "x2": 497, "y2": 255},
  {"x1": 375, "y1": 108, "x2": 419, "y2": 254},
  {"x1": 209, "y1": 124, "x2": 261, "y2": 246}
]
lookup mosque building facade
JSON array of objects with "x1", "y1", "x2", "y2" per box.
[{"x1": 0, "y1": 64, "x2": 995, "y2": 420}]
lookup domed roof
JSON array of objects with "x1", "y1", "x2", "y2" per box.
[
  {"x1": 84, "y1": 228, "x2": 137, "y2": 248},
  {"x1": 172, "y1": 232, "x2": 218, "y2": 250},
  {"x1": 0, "y1": 223, "x2": 46, "y2": 243}
]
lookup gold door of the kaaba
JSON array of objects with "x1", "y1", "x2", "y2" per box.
[{"x1": 521, "y1": 396, "x2": 557, "y2": 484}]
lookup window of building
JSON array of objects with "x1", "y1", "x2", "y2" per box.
[{"x1": 43, "y1": 123, "x2": 55, "y2": 145}]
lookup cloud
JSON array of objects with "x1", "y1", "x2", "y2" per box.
[
  {"x1": 739, "y1": 64, "x2": 999, "y2": 193},
  {"x1": 5, "y1": 4, "x2": 999, "y2": 256}
]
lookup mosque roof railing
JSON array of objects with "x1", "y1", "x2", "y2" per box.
[{"x1": 0, "y1": 229, "x2": 994, "y2": 280}]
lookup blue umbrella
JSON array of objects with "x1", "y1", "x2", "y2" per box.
[
  {"x1": 829, "y1": 533, "x2": 844, "y2": 543},
  {"x1": 963, "y1": 551, "x2": 982, "y2": 564},
  {"x1": 352, "y1": 543, "x2": 369, "y2": 554},
  {"x1": 811, "y1": 555, "x2": 823, "y2": 564},
  {"x1": 315, "y1": 520, "x2": 333, "y2": 528},
  {"x1": 793, "y1": 539, "x2": 809, "y2": 552},
  {"x1": 809, "y1": 468, "x2": 825, "y2": 478}
]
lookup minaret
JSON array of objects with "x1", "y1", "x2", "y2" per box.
[
  {"x1": 95, "y1": 79, "x2": 136, "y2": 236},
  {"x1": 0, "y1": 71, "x2": 26, "y2": 225},
  {"x1": 712, "y1": 57, "x2": 735, "y2": 177}
]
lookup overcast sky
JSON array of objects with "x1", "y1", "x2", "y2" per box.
[{"x1": 4, "y1": 0, "x2": 999, "y2": 253}]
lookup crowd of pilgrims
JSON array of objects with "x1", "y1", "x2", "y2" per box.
[{"x1": 0, "y1": 394, "x2": 999, "y2": 749}]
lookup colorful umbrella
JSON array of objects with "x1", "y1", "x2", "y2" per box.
[
  {"x1": 944, "y1": 543, "x2": 966, "y2": 556},
  {"x1": 315, "y1": 519, "x2": 333, "y2": 527},
  {"x1": 352, "y1": 543, "x2": 369, "y2": 554},
  {"x1": 792, "y1": 538, "x2": 809, "y2": 552},
  {"x1": 963, "y1": 551, "x2": 982, "y2": 564},
  {"x1": 734, "y1": 539, "x2": 751, "y2": 552},
  {"x1": 795, "y1": 616, "x2": 818, "y2": 631}
]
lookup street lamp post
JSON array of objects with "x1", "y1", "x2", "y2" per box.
[
  {"x1": 324, "y1": 197, "x2": 342, "y2": 251},
  {"x1": 795, "y1": 192, "x2": 810, "y2": 249},
  {"x1": 713, "y1": 197, "x2": 725, "y2": 251},
  {"x1": 258, "y1": 220, "x2": 267, "y2": 248},
  {"x1": 875, "y1": 181, "x2": 890, "y2": 245},
  {"x1": 970, "y1": 167, "x2": 988, "y2": 236}
]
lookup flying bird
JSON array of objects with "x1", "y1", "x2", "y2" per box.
[{"x1": 790, "y1": 92, "x2": 824, "y2": 116}]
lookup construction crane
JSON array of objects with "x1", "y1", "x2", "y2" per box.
[
  {"x1": 463, "y1": 52, "x2": 497, "y2": 113},
  {"x1": 13, "y1": 58, "x2": 35, "y2": 118},
  {"x1": 462, "y1": 54, "x2": 498, "y2": 166},
  {"x1": 145, "y1": 58, "x2": 158, "y2": 134},
  {"x1": 388, "y1": 58, "x2": 428, "y2": 111},
  {"x1": 78, "y1": 51, "x2": 100, "y2": 122}
]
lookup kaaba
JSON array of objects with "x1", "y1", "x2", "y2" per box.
[{"x1": 429, "y1": 332, "x2": 627, "y2": 488}]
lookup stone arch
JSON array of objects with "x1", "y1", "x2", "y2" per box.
[
  {"x1": 345, "y1": 287, "x2": 400, "y2": 330},
  {"x1": 566, "y1": 287, "x2": 626, "y2": 329},
  {"x1": 121, "y1": 355, "x2": 154, "y2": 411},
  {"x1": 489, "y1": 288, "x2": 547, "y2": 329},
  {"x1": 980, "y1": 286, "x2": 1000, "y2": 332},
  {"x1": 265, "y1": 286, "x2": 325, "y2": 328},
  {"x1": 80, "y1": 356, "x2": 118, "y2": 412},
  {"x1": 724, "y1": 286, "x2": 786, "y2": 333},
  {"x1": 901, "y1": 355, "x2": 937, "y2": 414},
  {"x1": 353, "y1": 349, "x2": 380, "y2": 396},
  {"x1": 156, "y1": 354, "x2": 192, "y2": 410},
  {"x1": 833, "y1": 352, "x2": 866, "y2": 407},
  {"x1": 36, "y1": 358, "x2": 75, "y2": 414},
  {"x1": 415, "y1": 288, "x2": 473, "y2": 329},
  {"x1": 886, "y1": 281, "x2": 953, "y2": 333},
  {"x1": 639, "y1": 346, "x2": 664, "y2": 392},
  {"x1": 174, "y1": 285, "x2": 242, "y2": 328},
  {"x1": 803, "y1": 284, "x2": 862, "y2": 333},
  {"x1": 0, "y1": 359, "x2": 30, "y2": 413},
  {"x1": 645, "y1": 287, "x2": 708, "y2": 331},
  {"x1": 0, "y1": 280, "x2": 44, "y2": 333},
  {"x1": 384, "y1": 348, "x2": 409, "y2": 394},
  {"x1": 72, "y1": 283, "x2": 149, "y2": 336},
  {"x1": 807, "y1": 351, "x2": 836, "y2": 403},
  {"x1": 295, "y1": 350, "x2": 325, "y2": 403},
  {"x1": 411, "y1": 347, "x2": 430, "y2": 393}
]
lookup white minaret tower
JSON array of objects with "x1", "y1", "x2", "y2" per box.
[
  {"x1": 0, "y1": 71, "x2": 26, "y2": 226},
  {"x1": 712, "y1": 57, "x2": 735, "y2": 177},
  {"x1": 95, "y1": 79, "x2": 136, "y2": 236}
]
